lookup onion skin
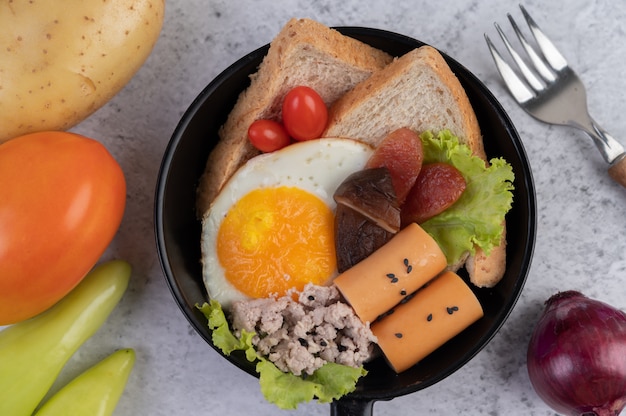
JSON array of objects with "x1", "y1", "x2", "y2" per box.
[{"x1": 527, "y1": 291, "x2": 626, "y2": 416}]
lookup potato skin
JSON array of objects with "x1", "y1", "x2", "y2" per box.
[{"x1": 0, "y1": 0, "x2": 165, "y2": 143}]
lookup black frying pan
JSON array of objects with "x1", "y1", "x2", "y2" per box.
[{"x1": 155, "y1": 26, "x2": 537, "y2": 416}]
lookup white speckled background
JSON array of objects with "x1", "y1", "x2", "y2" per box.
[{"x1": 32, "y1": 0, "x2": 626, "y2": 415}]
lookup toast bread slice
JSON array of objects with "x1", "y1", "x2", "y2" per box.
[
  {"x1": 324, "y1": 46, "x2": 485, "y2": 159},
  {"x1": 324, "y1": 45, "x2": 506, "y2": 287},
  {"x1": 196, "y1": 18, "x2": 393, "y2": 215}
]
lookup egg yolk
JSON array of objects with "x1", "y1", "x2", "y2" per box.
[{"x1": 217, "y1": 186, "x2": 336, "y2": 299}]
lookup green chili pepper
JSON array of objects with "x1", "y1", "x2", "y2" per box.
[
  {"x1": 34, "y1": 348, "x2": 135, "y2": 416},
  {"x1": 0, "y1": 260, "x2": 131, "y2": 416}
]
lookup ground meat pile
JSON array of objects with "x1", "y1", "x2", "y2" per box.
[{"x1": 230, "y1": 283, "x2": 377, "y2": 376}]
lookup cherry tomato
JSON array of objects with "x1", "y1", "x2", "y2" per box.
[
  {"x1": 281, "y1": 86, "x2": 328, "y2": 141},
  {"x1": 247, "y1": 119, "x2": 291, "y2": 152},
  {"x1": 0, "y1": 131, "x2": 126, "y2": 324}
]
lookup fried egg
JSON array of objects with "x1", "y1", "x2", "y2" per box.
[{"x1": 201, "y1": 138, "x2": 373, "y2": 307}]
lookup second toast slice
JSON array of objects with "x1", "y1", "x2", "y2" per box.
[{"x1": 324, "y1": 45, "x2": 485, "y2": 159}]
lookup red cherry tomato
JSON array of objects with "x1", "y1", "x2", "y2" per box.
[
  {"x1": 247, "y1": 119, "x2": 291, "y2": 152},
  {"x1": 0, "y1": 131, "x2": 126, "y2": 324},
  {"x1": 282, "y1": 86, "x2": 328, "y2": 141}
]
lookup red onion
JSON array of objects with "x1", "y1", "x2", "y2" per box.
[{"x1": 527, "y1": 291, "x2": 626, "y2": 416}]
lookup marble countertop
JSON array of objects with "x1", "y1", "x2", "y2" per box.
[{"x1": 41, "y1": 0, "x2": 626, "y2": 415}]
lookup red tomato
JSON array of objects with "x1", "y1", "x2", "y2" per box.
[
  {"x1": 0, "y1": 131, "x2": 126, "y2": 324},
  {"x1": 247, "y1": 119, "x2": 291, "y2": 152},
  {"x1": 282, "y1": 86, "x2": 328, "y2": 141}
]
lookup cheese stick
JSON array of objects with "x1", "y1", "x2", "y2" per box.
[
  {"x1": 371, "y1": 270, "x2": 484, "y2": 373},
  {"x1": 333, "y1": 222, "x2": 446, "y2": 323}
]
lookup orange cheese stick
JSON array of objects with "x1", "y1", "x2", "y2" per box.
[
  {"x1": 371, "y1": 270, "x2": 484, "y2": 373},
  {"x1": 333, "y1": 222, "x2": 446, "y2": 323}
]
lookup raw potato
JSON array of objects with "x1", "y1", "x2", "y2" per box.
[{"x1": 0, "y1": 0, "x2": 165, "y2": 143}]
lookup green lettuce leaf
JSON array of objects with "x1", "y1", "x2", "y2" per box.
[
  {"x1": 197, "y1": 301, "x2": 366, "y2": 410},
  {"x1": 419, "y1": 130, "x2": 515, "y2": 265},
  {"x1": 306, "y1": 362, "x2": 367, "y2": 403},
  {"x1": 199, "y1": 300, "x2": 255, "y2": 355}
]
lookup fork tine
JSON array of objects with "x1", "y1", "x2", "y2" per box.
[
  {"x1": 507, "y1": 13, "x2": 556, "y2": 82},
  {"x1": 485, "y1": 34, "x2": 536, "y2": 103},
  {"x1": 494, "y1": 21, "x2": 545, "y2": 90},
  {"x1": 520, "y1": 4, "x2": 568, "y2": 71}
]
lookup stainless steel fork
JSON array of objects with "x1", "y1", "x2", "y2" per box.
[{"x1": 485, "y1": 4, "x2": 626, "y2": 188}]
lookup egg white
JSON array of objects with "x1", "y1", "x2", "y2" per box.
[{"x1": 201, "y1": 138, "x2": 373, "y2": 308}]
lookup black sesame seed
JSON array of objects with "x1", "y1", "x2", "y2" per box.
[
  {"x1": 391, "y1": 277, "x2": 399, "y2": 283},
  {"x1": 338, "y1": 345, "x2": 347, "y2": 352},
  {"x1": 400, "y1": 290, "x2": 407, "y2": 296},
  {"x1": 406, "y1": 265, "x2": 413, "y2": 273},
  {"x1": 395, "y1": 333, "x2": 403, "y2": 338},
  {"x1": 307, "y1": 295, "x2": 315, "y2": 301},
  {"x1": 320, "y1": 340, "x2": 327, "y2": 347},
  {"x1": 446, "y1": 306, "x2": 459, "y2": 315},
  {"x1": 401, "y1": 292, "x2": 415, "y2": 304},
  {"x1": 403, "y1": 258, "x2": 409, "y2": 267},
  {"x1": 427, "y1": 313, "x2": 433, "y2": 321},
  {"x1": 298, "y1": 338, "x2": 309, "y2": 347},
  {"x1": 386, "y1": 273, "x2": 395, "y2": 279}
]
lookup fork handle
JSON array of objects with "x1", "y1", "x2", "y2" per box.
[
  {"x1": 608, "y1": 154, "x2": 626, "y2": 189},
  {"x1": 569, "y1": 117, "x2": 626, "y2": 188}
]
